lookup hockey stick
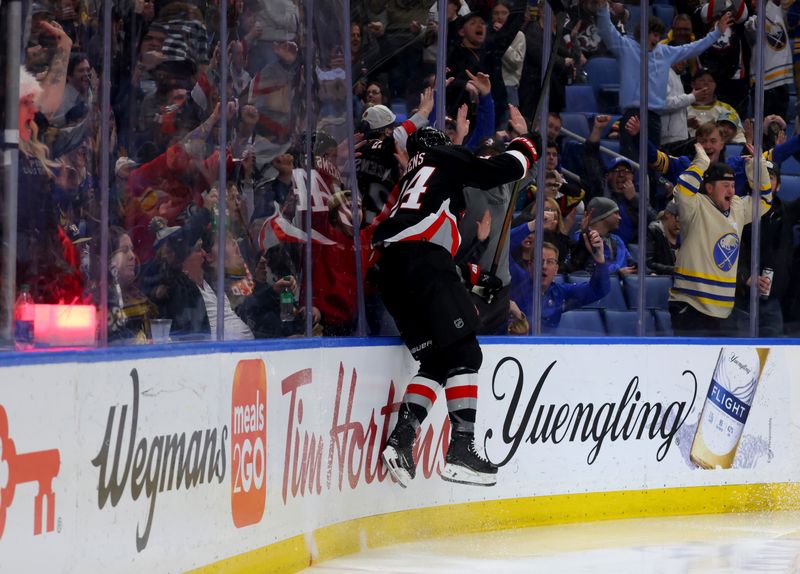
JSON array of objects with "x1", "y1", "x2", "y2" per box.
[{"x1": 487, "y1": 3, "x2": 568, "y2": 282}]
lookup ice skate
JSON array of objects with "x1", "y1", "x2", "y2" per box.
[
  {"x1": 441, "y1": 431, "x2": 497, "y2": 486},
  {"x1": 381, "y1": 424, "x2": 417, "y2": 488}
]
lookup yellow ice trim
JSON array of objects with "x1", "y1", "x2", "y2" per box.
[{"x1": 187, "y1": 482, "x2": 800, "y2": 574}]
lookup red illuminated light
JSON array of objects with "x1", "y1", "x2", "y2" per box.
[{"x1": 33, "y1": 304, "x2": 96, "y2": 346}]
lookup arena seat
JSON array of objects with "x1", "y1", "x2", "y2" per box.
[
  {"x1": 780, "y1": 155, "x2": 800, "y2": 176},
  {"x1": 560, "y1": 139, "x2": 585, "y2": 176},
  {"x1": 583, "y1": 57, "x2": 620, "y2": 113},
  {"x1": 553, "y1": 310, "x2": 606, "y2": 336},
  {"x1": 603, "y1": 310, "x2": 657, "y2": 336},
  {"x1": 651, "y1": 4, "x2": 674, "y2": 27},
  {"x1": 627, "y1": 6, "x2": 642, "y2": 30},
  {"x1": 565, "y1": 85, "x2": 598, "y2": 114},
  {"x1": 390, "y1": 101, "x2": 408, "y2": 123},
  {"x1": 560, "y1": 112, "x2": 591, "y2": 139},
  {"x1": 581, "y1": 277, "x2": 628, "y2": 311},
  {"x1": 653, "y1": 309, "x2": 674, "y2": 336},
  {"x1": 623, "y1": 275, "x2": 673, "y2": 310},
  {"x1": 779, "y1": 176, "x2": 800, "y2": 203},
  {"x1": 725, "y1": 144, "x2": 743, "y2": 159}
]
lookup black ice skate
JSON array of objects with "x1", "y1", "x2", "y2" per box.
[
  {"x1": 441, "y1": 431, "x2": 498, "y2": 486},
  {"x1": 381, "y1": 423, "x2": 417, "y2": 488}
]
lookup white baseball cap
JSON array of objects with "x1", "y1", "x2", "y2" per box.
[{"x1": 362, "y1": 104, "x2": 396, "y2": 130}]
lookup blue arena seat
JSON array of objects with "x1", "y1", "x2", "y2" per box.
[
  {"x1": 604, "y1": 310, "x2": 657, "y2": 336},
  {"x1": 583, "y1": 57, "x2": 620, "y2": 112},
  {"x1": 390, "y1": 100, "x2": 408, "y2": 123},
  {"x1": 560, "y1": 139, "x2": 585, "y2": 177},
  {"x1": 779, "y1": 175, "x2": 800, "y2": 203},
  {"x1": 623, "y1": 275, "x2": 673, "y2": 310},
  {"x1": 600, "y1": 139, "x2": 620, "y2": 156},
  {"x1": 553, "y1": 310, "x2": 606, "y2": 336},
  {"x1": 651, "y1": 4, "x2": 675, "y2": 27},
  {"x1": 560, "y1": 112, "x2": 591, "y2": 139},
  {"x1": 584, "y1": 57, "x2": 620, "y2": 96},
  {"x1": 582, "y1": 276, "x2": 628, "y2": 311},
  {"x1": 725, "y1": 144, "x2": 743, "y2": 159},
  {"x1": 565, "y1": 85, "x2": 598, "y2": 114},
  {"x1": 780, "y1": 155, "x2": 800, "y2": 176},
  {"x1": 567, "y1": 271, "x2": 590, "y2": 283},
  {"x1": 626, "y1": 6, "x2": 642, "y2": 30},
  {"x1": 653, "y1": 309, "x2": 674, "y2": 336}
]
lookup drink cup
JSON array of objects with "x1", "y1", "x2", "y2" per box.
[{"x1": 150, "y1": 318, "x2": 172, "y2": 344}]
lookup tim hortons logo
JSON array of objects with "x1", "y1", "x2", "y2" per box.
[
  {"x1": 0, "y1": 406, "x2": 60, "y2": 538},
  {"x1": 231, "y1": 360, "x2": 267, "y2": 528},
  {"x1": 281, "y1": 363, "x2": 450, "y2": 501},
  {"x1": 92, "y1": 369, "x2": 227, "y2": 552}
]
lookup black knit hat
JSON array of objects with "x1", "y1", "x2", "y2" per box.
[{"x1": 703, "y1": 162, "x2": 735, "y2": 184}]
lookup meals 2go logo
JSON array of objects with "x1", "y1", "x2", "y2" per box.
[{"x1": 231, "y1": 360, "x2": 267, "y2": 528}]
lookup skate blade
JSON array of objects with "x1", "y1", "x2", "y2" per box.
[
  {"x1": 381, "y1": 446, "x2": 411, "y2": 488},
  {"x1": 441, "y1": 463, "x2": 497, "y2": 487}
]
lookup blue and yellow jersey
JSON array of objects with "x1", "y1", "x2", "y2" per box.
[{"x1": 669, "y1": 162, "x2": 772, "y2": 318}]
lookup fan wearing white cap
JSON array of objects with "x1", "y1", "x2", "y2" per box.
[{"x1": 355, "y1": 87, "x2": 434, "y2": 221}]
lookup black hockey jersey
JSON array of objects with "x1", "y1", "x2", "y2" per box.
[
  {"x1": 356, "y1": 136, "x2": 401, "y2": 218},
  {"x1": 373, "y1": 137, "x2": 538, "y2": 256}
]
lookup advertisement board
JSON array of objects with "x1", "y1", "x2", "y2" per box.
[{"x1": 0, "y1": 343, "x2": 797, "y2": 573}]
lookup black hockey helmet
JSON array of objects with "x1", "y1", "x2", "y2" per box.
[{"x1": 407, "y1": 126, "x2": 451, "y2": 156}]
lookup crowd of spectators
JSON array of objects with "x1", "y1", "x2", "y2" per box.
[{"x1": 6, "y1": 0, "x2": 800, "y2": 344}]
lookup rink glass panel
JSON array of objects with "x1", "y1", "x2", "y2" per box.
[{"x1": 0, "y1": 0, "x2": 788, "y2": 349}]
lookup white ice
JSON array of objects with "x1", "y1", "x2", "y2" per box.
[{"x1": 301, "y1": 511, "x2": 800, "y2": 573}]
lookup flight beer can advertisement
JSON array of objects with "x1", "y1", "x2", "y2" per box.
[{"x1": 690, "y1": 348, "x2": 770, "y2": 469}]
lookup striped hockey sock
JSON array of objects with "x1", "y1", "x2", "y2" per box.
[
  {"x1": 398, "y1": 373, "x2": 443, "y2": 429},
  {"x1": 444, "y1": 367, "x2": 478, "y2": 434}
]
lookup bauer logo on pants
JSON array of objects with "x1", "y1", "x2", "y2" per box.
[{"x1": 231, "y1": 360, "x2": 267, "y2": 528}]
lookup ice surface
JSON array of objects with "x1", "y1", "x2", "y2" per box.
[{"x1": 301, "y1": 511, "x2": 800, "y2": 573}]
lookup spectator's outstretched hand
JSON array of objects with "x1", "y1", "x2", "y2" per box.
[
  {"x1": 594, "y1": 114, "x2": 611, "y2": 131},
  {"x1": 692, "y1": 143, "x2": 710, "y2": 172},
  {"x1": 625, "y1": 115, "x2": 640, "y2": 136},
  {"x1": 418, "y1": 87, "x2": 434, "y2": 118},
  {"x1": 580, "y1": 207, "x2": 594, "y2": 235},
  {"x1": 508, "y1": 104, "x2": 528, "y2": 137},
  {"x1": 583, "y1": 229, "x2": 605, "y2": 264},
  {"x1": 454, "y1": 103, "x2": 470, "y2": 145},
  {"x1": 716, "y1": 11, "x2": 734, "y2": 34},
  {"x1": 743, "y1": 118, "x2": 755, "y2": 146},
  {"x1": 466, "y1": 70, "x2": 491, "y2": 97}
]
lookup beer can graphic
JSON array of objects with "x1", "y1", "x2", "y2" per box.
[{"x1": 690, "y1": 347, "x2": 770, "y2": 469}]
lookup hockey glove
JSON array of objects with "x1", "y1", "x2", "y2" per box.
[{"x1": 465, "y1": 263, "x2": 503, "y2": 303}]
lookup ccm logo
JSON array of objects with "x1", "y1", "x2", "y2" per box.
[{"x1": 231, "y1": 360, "x2": 267, "y2": 528}]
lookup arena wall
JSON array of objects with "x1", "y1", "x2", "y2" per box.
[{"x1": 1, "y1": 338, "x2": 798, "y2": 573}]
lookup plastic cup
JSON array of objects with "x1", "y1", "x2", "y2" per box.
[{"x1": 150, "y1": 319, "x2": 172, "y2": 344}]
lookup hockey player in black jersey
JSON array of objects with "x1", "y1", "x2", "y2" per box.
[
  {"x1": 376, "y1": 117, "x2": 538, "y2": 487},
  {"x1": 356, "y1": 88, "x2": 434, "y2": 221}
]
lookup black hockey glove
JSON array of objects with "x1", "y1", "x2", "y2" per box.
[{"x1": 464, "y1": 263, "x2": 503, "y2": 303}]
